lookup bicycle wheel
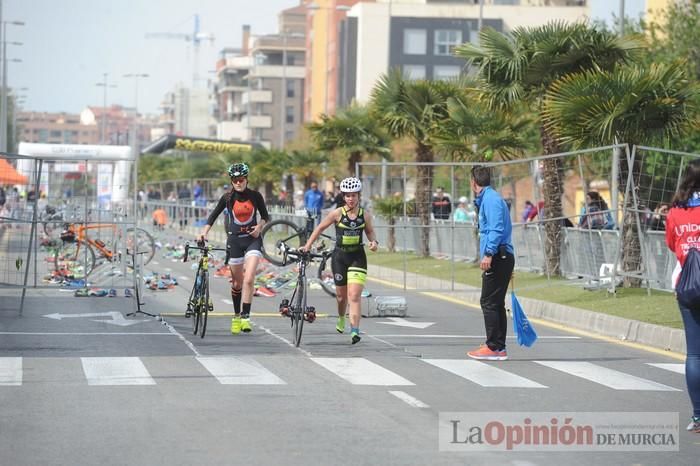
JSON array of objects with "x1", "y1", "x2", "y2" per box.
[
  {"x1": 317, "y1": 253, "x2": 337, "y2": 298},
  {"x1": 199, "y1": 275, "x2": 210, "y2": 338},
  {"x1": 54, "y1": 240, "x2": 96, "y2": 277},
  {"x1": 125, "y1": 228, "x2": 156, "y2": 265},
  {"x1": 43, "y1": 219, "x2": 63, "y2": 237},
  {"x1": 187, "y1": 278, "x2": 200, "y2": 335},
  {"x1": 261, "y1": 219, "x2": 303, "y2": 266},
  {"x1": 292, "y1": 276, "x2": 305, "y2": 347}
]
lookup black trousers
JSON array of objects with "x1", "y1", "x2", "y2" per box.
[{"x1": 480, "y1": 253, "x2": 515, "y2": 351}]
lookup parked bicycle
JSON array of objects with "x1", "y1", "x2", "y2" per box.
[
  {"x1": 277, "y1": 243, "x2": 331, "y2": 347},
  {"x1": 183, "y1": 241, "x2": 228, "y2": 338},
  {"x1": 53, "y1": 222, "x2": 155, "y2": 276},
  {"x1": 260, "y1": 211, "x2": 336, "y2": 297}
]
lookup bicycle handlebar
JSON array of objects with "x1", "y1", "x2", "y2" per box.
[
  {"x1": 281, "y1": 244, "x2": 331, "y2": 266},
  {"x1": 183, "y1": 242, "x2": 228, "y2": 263}
]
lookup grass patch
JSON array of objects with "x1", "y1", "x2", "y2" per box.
[{"x1": 369, "y1": 251, "x2": 682, "y2": 329}]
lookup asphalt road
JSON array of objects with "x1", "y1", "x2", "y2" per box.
[{"x1": 0, "y1": 228, "x2": 697, "y2": 466}]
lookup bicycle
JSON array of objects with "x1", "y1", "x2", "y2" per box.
[
  {"x1": 53, "y1": 222, "x2": 155, "y2": 277},
  {"x1": 260, "y1": 211, "x2": 336, "y2": 297},
  {"x1": 277, "y1": 244, "x2": 331, "y2": 347},
  {"x1": 183, "y1": 241, "x2": 228, "y2": 338}
]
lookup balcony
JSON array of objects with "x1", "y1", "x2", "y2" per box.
[
  {"x1": 218, "y1": 55, "x2": 253, "y2": 72},
  {"x1": 242, "y1": 90, "x2": 273, "y2": 105},
  {"x1": 244, "y1": 115, "x2": 272, "y2": 129},
  {"x1": 249, "y1": 65, "x2": 305, "y2": 79}
]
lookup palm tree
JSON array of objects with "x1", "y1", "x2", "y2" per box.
[
  {"x1": 543, "y1": 62, "x2": 698, "y2": 286},
  {"x1": 434, "y1": 93, "x2": 538, "y2": 162},
  {"x1": 307, "y1": 103, "x2": 392, "y2": 176},
  {"x1": 245, "y1": 147, "x2": 290, "y2": 201},
  {"x1": 370, "y1": 69, "x2": 464, "y2": 256},
  {"x1": 372, "y1": 194, "x2": 404, "y2": 252},
  {"x1": 456, "y1": 21, "x2": 643, "y2": 275},
  {"x1": 287, "y1": 149, "x2": 330, "y2": 189}
]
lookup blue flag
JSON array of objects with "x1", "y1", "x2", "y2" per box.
[{"x1": 511, "y1": 291, "x2": 537, "y2": 347}]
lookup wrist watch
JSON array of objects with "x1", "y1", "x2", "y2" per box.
[{"x1": 484, "y1": 252, "x2": 492, "y2": 258}]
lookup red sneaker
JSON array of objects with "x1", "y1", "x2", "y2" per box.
[{"x1": 467, "y1": 345, "x2": 508, "y2": 361}]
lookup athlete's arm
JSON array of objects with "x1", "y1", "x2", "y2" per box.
[
  {"x1": 200, "y1": 194, "x2": 227, "y2": 241},
  {"x1": 301, "y1": 208, "x2": 341, "y2": 251},
  {"x1": 364, "y1": 212, "x2": 379, "y2": 252},
  {"x1": 250, "y1": 191, "x2": 269, "y2": 238}
]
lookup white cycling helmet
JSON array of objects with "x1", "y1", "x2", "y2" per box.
[{"x1": 340, "y1": 177, "x2": 362, "y2": 193}]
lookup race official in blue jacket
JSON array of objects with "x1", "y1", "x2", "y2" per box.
[
  {"x1": 467, "y1": 166, "x2": 515, "y2": 361},
  {"x1": 304, "y1": 182, "x2": 325, "y2": 226}
]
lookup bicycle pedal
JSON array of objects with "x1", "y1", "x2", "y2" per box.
[{"x1": 305, "y1": 311, "x2": 316, "y2": 323}]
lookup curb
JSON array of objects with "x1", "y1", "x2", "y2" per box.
[{"x1": 368, "y1": 264, "x2": 686, "y2": 355}]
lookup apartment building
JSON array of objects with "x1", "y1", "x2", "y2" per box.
[
  {"x1": 304, "y1": 0, "x2": 360, "y2": 122},
  {"x1": 17, "y1": 111, "x2": 99, "y2": 145},
  {"x1": 337, "y1": 0, "x2": 589, "y2": 107},
  {"x1": 157, "y1": 84, "x2": 212, "y2": 139},
  {"x1": 212, "y1": 5, "x2": 307, "y2": 149}
]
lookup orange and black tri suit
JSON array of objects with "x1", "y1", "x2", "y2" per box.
[{"x1": 207, "y1": 188, "x2": 269, "y2": 265}]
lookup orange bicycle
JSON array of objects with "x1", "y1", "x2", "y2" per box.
[{"x1": 53, "y1": 222, "x2": 155, "y2": 276}]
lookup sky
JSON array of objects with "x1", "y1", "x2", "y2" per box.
[
  {"x1": 3, "y1": 0, "x2": 300, "y2": 115},
  {"x1": 4, "y1": 0, "x2": 645, "y2": 116}
]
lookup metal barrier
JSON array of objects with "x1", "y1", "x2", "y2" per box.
[{"x1": 1, "y1": 144, "x2": 140, "y2": 314}]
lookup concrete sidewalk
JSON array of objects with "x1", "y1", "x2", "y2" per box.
[{"x1": 366, "y1": 264, "x2": 686, "y2": 355}]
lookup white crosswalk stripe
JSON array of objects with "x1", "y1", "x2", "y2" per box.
[
  {"x1": 647, "y1": 363, "x2": 685, "y2": 375},
  {"x1": 0, "y1": 357, "x2": 687, "y2": 391},
  {"x1": 535, "y1": 361, "x2": 681, "y2": 391},
  {"x1": 424, "y1": 359, "x2": 547, "y2": 388},
  {"x1": 81, "y1": 357, "x2": 156, "y2": 386},
  {"x1": 0, "y1": 357, "x2": 22, "y2": 386},
  {"x1": 311, "y1": 357, "x2": 414, "y2": 386},
  {"x1": 197, "y1": 356, "x2": 286, "y2": 385}
]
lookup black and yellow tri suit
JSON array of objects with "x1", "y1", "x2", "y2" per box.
[{"x1": 332, "y1": 206, "x2": 368, "y2": 286}]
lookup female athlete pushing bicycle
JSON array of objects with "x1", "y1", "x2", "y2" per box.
[
  {"x1": 198, "y1": 162, "x2": 270, "y2": 334},
  {"x1": 300, "y1": 177, "x2": 378, "y2": 344}
]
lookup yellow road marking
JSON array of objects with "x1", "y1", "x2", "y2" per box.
[
  {"x1": 159, "y1": 312, "x2": 329, "y2": 318},
  {"x1": 367, "y1": 277, "x2": 686, "y2": 361}
]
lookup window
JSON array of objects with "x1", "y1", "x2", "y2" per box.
[
  {"x1": 403, "y1": 29, "x2": 427, "y2": 55},
  {"x1": 286, "y1": 80, "x2": 295, "y2": 98},
  {"x1": 50, "y1": 130, "x2": 62, "y2": 138},
  {"x1": 434, "y1": 30, "x2": 462, "y2": 56},
  {"x1": 285, "y1": 130, "x2": 294, "y2": 141},
  {"x1": 286, "y1": 106, "x2": 295, "y2": 124},
  {"x1": 38, "y1": 129, "x2": 48, "y2": 142},
  {"x1": 253, "y1": 128, "x2": 263, "y2": 140},
  {"x1": 433, "y1": 65, "x2": 461, "y2": 81},
  {"x1": 469, "y1": 29, "x2": 479, "y2": 45},
  {"x1": 403, "y1": 65, "x2": 426, "y2": 80}
]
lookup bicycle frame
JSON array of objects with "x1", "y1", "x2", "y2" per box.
[
  {"x1": 65, "y1": 223, "x2": 123, "y2": 259},
  {"x1": 183, "y1": 242, "x2": 228, "y2": 338}
]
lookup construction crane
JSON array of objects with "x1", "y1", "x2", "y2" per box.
[{"x1": 145, "y1": 14, "x2": 215, "y2": 88}]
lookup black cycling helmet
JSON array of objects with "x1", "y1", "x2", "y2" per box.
[{"x1": 227, "y1": 162, "x2": 249, "y2": 178}]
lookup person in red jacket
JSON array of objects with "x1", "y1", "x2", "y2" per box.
[{"x1": 665, "y1": 158, "x2": 700, "y2": 434}]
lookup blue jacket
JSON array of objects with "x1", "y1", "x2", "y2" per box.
[
  {"x1": 304, "y1": 188, "x2": 324, "y2": 214},
  {"x1": 474, "y1": 186, "x2": 514, "y2": 258}
]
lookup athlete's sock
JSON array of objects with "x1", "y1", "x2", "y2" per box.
[
  {"x1": 231, "y1": 287, "x2": 242, "y2": 314},
  {"x1": 242, "y1": 302, "x2": 252, "y2": 318},
  {"x1": 351, "y1": 327, "x2": 359, "y2": 334}
]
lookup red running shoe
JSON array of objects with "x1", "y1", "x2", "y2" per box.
[{"x1": 467, "y1": 344, "x2": 508, "y2": 361}]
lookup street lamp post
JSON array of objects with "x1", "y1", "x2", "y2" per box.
[
  {"x1": 96, "y1": 73, "x2": 117, "y2": 144},
  {"x1": 123, "y1": 73, "x2": 149, "y2": 152},
  {"x1": 0, "y1": 18, "x2": 24, "y2": 152},
  {"x1": 307, "y1": 2, "x2": 351, "y2": 116}
]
